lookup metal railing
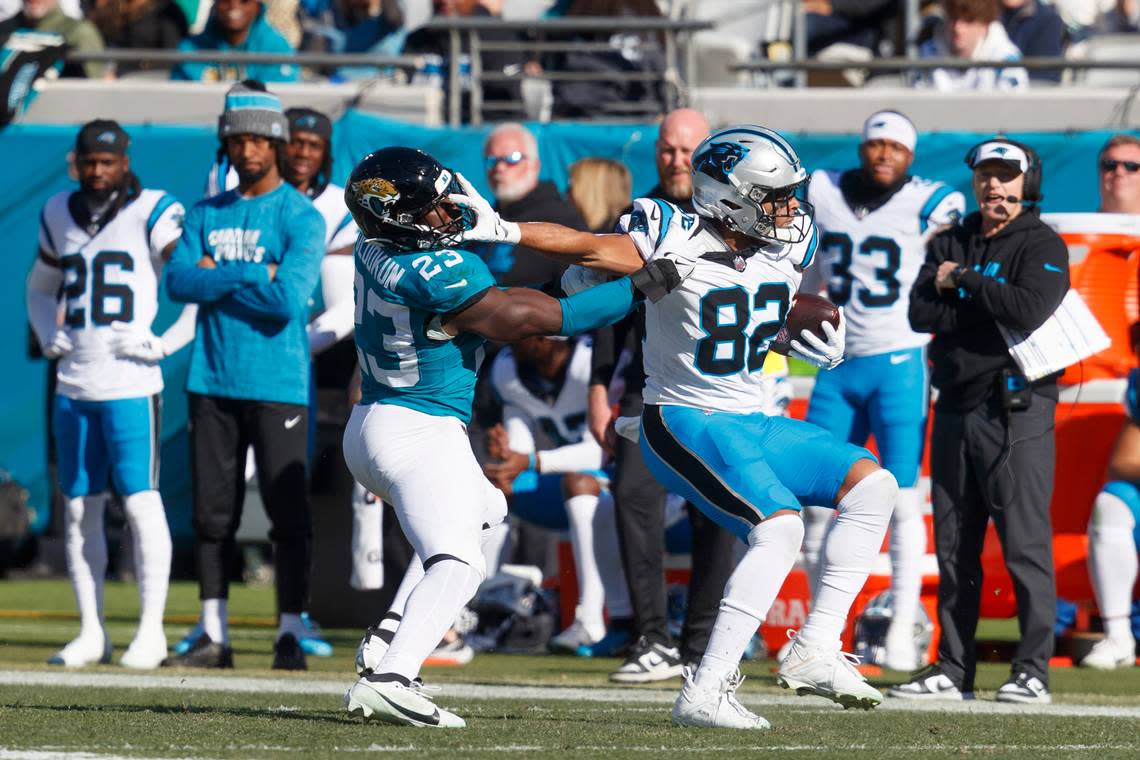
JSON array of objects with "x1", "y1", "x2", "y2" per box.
[{"x1": 731, "y1": 56, "x2": 1140, "y2": 78}]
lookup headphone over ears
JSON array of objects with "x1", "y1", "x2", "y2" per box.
[{"x1": 964, "y1": 137, "x2": 1044, "y2": 205}]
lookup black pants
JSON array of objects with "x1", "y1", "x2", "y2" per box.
[
  {"x1": 189, "y1": 393, "x2": 312, "y2": 615},
  {"x1": 930, "y1": 396, "x2": 1057, "y2": 690},
  {"x1": 612, "y1": 432, "x2": 735, "y2": 661}
]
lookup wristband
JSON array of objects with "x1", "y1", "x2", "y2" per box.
[{"x1": 528, "y1": 452, "x2": 537, "y2": 472}]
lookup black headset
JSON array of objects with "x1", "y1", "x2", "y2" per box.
[{"x1": 964, "y1": 137, "x2": 1044, "y2": 205}]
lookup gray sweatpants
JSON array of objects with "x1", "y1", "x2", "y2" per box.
[{"x1": 929, "y1": 395, "x2": 1057, "y2": 690}]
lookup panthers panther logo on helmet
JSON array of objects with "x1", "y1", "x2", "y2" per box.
[
  {"x1": 351, "y1": 177, "x2": 401, "y2": 220},
  {"x1": 694, "y1": 141, "x2": 750, "y2": 184}
]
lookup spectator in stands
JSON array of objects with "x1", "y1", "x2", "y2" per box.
[
  {"x1": 89, "y1": 0, "x2": 188, "y2": 74},
  {"x1": 1000, "y1": 0, "x2": 1065, "y2": 82},
  {"x1": 916, "y1": 0, "x2": 1028, "y2": 91},
  {"x1": 803, "y1": 0, "x2": 898, "y2": 56},
  {"x1": 567, "y1": 158, "x2": 631, "y2": 233},
  {"x1": 162, "y1": 83, "x2": 324, "y2": 670},
  {"x1": 1080, "y1": 133, "x2": 1140, "y2": 671},
  {"x1": 475, "y1": 122, "x2": 587, "y2": 288},
  {"x1": 0, "y1": 0, "x2": 105, "y2": 78},
  {"x1": 404, "y1": 0, "x2": 526, "y2": 120},
  {"x1": 549, "y1": 0, "x2": 665, "y2": 119},
  {"x1": 302, "y1": 0, "x2": 404, "y2": 56},
  {"x1": 586, "y1": 108, "x2": 740, "y2": 682},
  {"x1": 172, "y1": 0, "x2": 299, "y2": 82}
]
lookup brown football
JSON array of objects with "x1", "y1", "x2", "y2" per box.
[{"x1": 769, "y1": 293, "x2": 841, "y2": 356}]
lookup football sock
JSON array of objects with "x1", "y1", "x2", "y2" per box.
[
  {"x1": 888, "y1": 486, "x2": 925, "y2": 628},
  {"x1": 201, "y1": 598, "x2": 228, "y2": 645},
  {"x1": 349, "y1": 482, "x2": 384, "y2": 591},
  {"x1": 387, "y1": 554, "x2": 425, "y2": 620},
  {"x1": 480, "y1": 520, "x2": 510, "y2": 581},
  {"x1": 64, "y1": 494, "x2": 108, "y2": 641},
  {"x1": 565, "y1": 493, "x2": 606, "y2": 638},
  {"x1": 1088, "y1": 488, "x2": 1138, "y2": 643},
  {"x1": 800, "y1": 506, "x2": 832, "y2": 598},
  {"x1": 693, "y1": 514, "x2": 803, "y2": 691},
  {"x1": 799, "y1": 469, "x2": 897, "y2": 649},
  {"x1": 593, "y1": 491, "x2": 633, "y2": 619},
  {"x1": 122, "y1": 490, "x2": 171, "y2": 637},
  {"x1": 377, "y1": 556, "x2": 482, "y2": 681}
]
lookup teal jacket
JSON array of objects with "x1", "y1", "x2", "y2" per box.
[{"x1": 172, "y1": 5, "x2": 298, "y2": 82}]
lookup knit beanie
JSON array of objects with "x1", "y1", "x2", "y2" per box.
[{"x1": 217, "y1": 81, "x2": 289, "y2": 141}]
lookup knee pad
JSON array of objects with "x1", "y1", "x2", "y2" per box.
[
  {"x1": 841, "y1": 469, "x2": 899, "y2": 517},
  {"x1": 1092, "y1": 484, "x2": 1139, "y2": 533}
]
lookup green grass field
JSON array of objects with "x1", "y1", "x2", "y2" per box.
[{"x1": 1, "y1": 580, "x2": 1138, "y2": 759}]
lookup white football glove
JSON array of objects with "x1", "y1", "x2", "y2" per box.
[
  {"x1": 448, "y1": 172, "x2": 521, "y2": 244},
  {"x1": 788, "y1": 308, "x2": 845, "y2": 371},
  {"x1": 42, "y1": 329, "x2": 74, "y2": 359},
  {"x1": 109, "y1": 321, "x2": 168, "y2": 364},
  {"x1": 560, "y1": 264, "x2": 613, "y2": 296}
]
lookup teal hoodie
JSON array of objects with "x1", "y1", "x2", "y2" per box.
[{"x1": 172, "y1": 4, "x2": 298, "y2": 82}]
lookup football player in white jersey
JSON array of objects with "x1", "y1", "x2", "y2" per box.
[
  {"x1": 25, "y1": 120, "x2": 195, "y2": 668},
  {"x1": 453, "y1": 125, "x2": 900, "y2": 729},
  {"x1": 796, "y1": 111, "x2": 966, "y2": 671},
  {"x1": 481, "y1": 335, "x2": 633, "y2": 653}
]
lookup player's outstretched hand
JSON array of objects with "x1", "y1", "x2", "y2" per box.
[
  {"x1": 448, "y1": 172, "x2": 521, "y2": 244},
  {"x1": 788, "y1": 308, "x2": 845, "y2": 370},
  {"x1": 109, "y1": 321, "x2": 168, "y2": 364},
  {"x1": 42, "y1": 329, "x2": 74, "y2": 359}
]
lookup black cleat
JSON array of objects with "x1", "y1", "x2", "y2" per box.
[
  {"x1": 272, "y1": 633, "x2": 307, "y2": 671},
  {"x1": 160, "y1": 633, "x2": 234, "y2": 669}
]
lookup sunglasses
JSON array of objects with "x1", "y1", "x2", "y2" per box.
[
  {"x1": 1101, "y1": 159, "x2": 1140, "y2": 173},
  {"x1": 485, "y1": 151, "x2": 527, "y2": 170}
]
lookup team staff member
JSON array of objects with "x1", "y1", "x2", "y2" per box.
[
  {"x1": 893, "y1": 138, "x2": 1069, "y2": 704},
  {"x1": 163, "y1": 83, "x2": 325, "y2": 670}
]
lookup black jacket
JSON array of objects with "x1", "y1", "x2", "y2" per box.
[
  {"x1": 909, "y1": 209, "x2": 1070, "y2": 412},
  {"x1": 472, "y1": 180, "x2": 586, "y2": 289}
]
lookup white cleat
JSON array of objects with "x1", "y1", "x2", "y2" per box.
[
  {"x1": 355, "y1": 626, "x2": 388, "y2": 677},
  {"x1": 882, "y1": 620, "x2": 920, "y2": 672},
  {"x1": 48, "y1": 632, "x2": 111, "y2": 667},
  {"x1": 548, "y1": 620, "x2": 600, "y2": 654},
  {"x1": 120, "y1": 631, "x2": 168, "y2": 669},
  {"x1": 344, "y1": 676, "x2": 466, "y2": 728},
  {"x1": 1079, "y1": 636, "x2": 1136, "y2": 671},
  {"x1": 776, "y1": 633, "x2": 882, "y2": 710},
  {"x1": 672, "y1": 666, "x2": 770, "y2": 730}
]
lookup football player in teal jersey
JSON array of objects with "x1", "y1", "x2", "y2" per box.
[{"x1": 341, "y1": 147, "x2": 683, "y2": 728}]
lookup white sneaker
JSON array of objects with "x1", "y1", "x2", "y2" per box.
[
  {"x1": 995, "y1": 672, "x2": 1051, "y2": 705},
  {"x1": 548, "y1": 620, "x2": 600, "y2": 654},
  {"x1": 610, "y1": 636, "x2": 684, "y2": 683},
  {"x1": 425, "y1": 636, "x2": 474, "y2": 666},
  {"x1": 344, "y1": 676, "x2": 466, "y2": 728},
  {"x1": 775, "y1": 637, "x2": 796, "y2": 665},
  {"x1": 48, "y1": 631, "x2": 111, "y2": 667},
  {"x1": 672, "y1": 667, "x2": 770, "y2": 730},
  {"x1": 776, "y1": 634, "x2": 882, "y2": 710},
  {"x1": 1079, "y1": 637, "x2": 1136, "y2": 670},
  {"x1": 882, "y1": 619, "x2": 920, "y2": 672},
  {"x1": 120, "y1": 630, "x2": 168, "y2": 669},
  {"x1": 355, "y1": 625, "x2": 388, "y2": 676},
  {"x1": 887, "y1": 665, "x2": 969, "y2": 700}
]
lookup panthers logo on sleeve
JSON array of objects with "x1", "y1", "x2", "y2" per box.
[
  {"x1": 694, "y1": 141, "x2": 750, "y2": 183},
  {"x1": 351, "y1": 178, "x2": 401, "y2": 220}
]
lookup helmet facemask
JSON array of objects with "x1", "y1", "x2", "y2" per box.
[
  {"x1": 731, "y1": 176, "x2": 814, "y2": 246},
  {"x1": 365, "y1": 175, "x2": 474, "y2": 251}
]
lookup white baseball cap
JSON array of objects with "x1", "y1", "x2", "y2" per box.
[
  {"x1": 861, "y1": 110, "x2": 917, "y2": 153},
  {"x1": 968, "y1": 141, "x2": 1029, "y2": 174}
]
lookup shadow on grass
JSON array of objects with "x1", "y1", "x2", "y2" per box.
[{"x1": 2, "y1": 701, "x2": 354, "y2": 725}]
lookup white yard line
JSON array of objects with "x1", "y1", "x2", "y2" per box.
[{"x1": 1, "y1": 669, "x2": 1138, "y2": 720}]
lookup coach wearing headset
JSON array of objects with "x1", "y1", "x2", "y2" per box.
[{"x1": 891, "y1": 139, "x2": 1069, "y2": 704}]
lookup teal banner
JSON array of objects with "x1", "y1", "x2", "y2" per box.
[{"x1": 0, "y1": 113, "x2": 1131, "y2": 539}]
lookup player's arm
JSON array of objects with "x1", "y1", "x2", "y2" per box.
[
  {"x1": 223, "y1": 208, "x2": 325, "y2": 322},
  {"x1": 26, "y1": 249, "x2": 65, "y2": 351},
  {"x1": 165, "y1": 204, "x2": 269, "y2": 304},
  {"x1": 308, "y1": 254, "x2": 356, "y2": 354},
  {"x1": 442, "y1": 262, "x2": 678, "y2": 342}
]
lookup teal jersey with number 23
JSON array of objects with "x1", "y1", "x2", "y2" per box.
[{"x1": 353, "y1": 237, "x2": 498, "y2": 423}]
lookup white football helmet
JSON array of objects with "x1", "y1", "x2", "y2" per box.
[{"x1": 691, "y1": 125, "x2": 813, "y2": 245}]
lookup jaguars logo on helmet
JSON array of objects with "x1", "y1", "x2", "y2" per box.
[
  {"x1": 694, "y1": 141, "x2": 750, "y2": 184},
  {"x1": 351, "y1": 177, "x2": 401, "y2": 221},
  {"x1": 852, "y1": 590, "x2": 933, "y2": 671}
]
